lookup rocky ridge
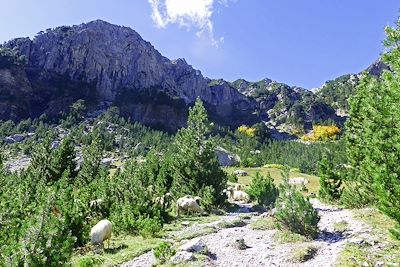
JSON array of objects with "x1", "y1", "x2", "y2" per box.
[{"x1": 1, "y1": 20, "x2": 257, "y2": 131}]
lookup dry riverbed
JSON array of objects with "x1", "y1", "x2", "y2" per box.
[{"x1": 120, "y1": 200, "x2": 398, "y2": 267}]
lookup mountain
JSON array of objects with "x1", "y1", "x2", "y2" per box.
[
  {"x1": 0, "y1": 20, "x2": 257, "y2": 131},
  {"x1": 0, "y1": 20, "x2": 388, "y2": 135},
  {"x1": 227, "y1": 78, "x2": 341, "y2": 133},
  {"x1": 313, "y1": 59, "x2": 388, "y2": 117}
]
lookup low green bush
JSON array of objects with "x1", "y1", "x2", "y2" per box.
[
  {"x1": 153, "y1": 241, "x2": 176, "y2": 264},
  {"x1": 263, "y1": 164, "x2": 286, "y2": 169},
  {"x1": 274, "y1": 170, "x2": 320, "y2": 239},
  {"x1": 246, "y1": 172, "x2": 278, "y2": 207}
]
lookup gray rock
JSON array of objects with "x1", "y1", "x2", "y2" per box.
[
  {"x1": 215, "y1": 147, "x2": 240, "y2": 167},
  {"x1": 179, "y1": 239, "x2": 208, "y2": 253},
  {"x1": 51, "y1": 141, "x2": 61, "y2": 149},
  {"x1": 170, "y1": 251, "x2": 195, "y2": 264},
  {"x1": 4, "y1": 137, "x2": 15, "y2": 144},
  {"x1": 233, "y1": 170, "x2": 248, "y2": 176},
  {"x1": 101, "y1": 158, "x2": 113, "y2": 167},
  {"x1": 12, "y1": 134, "x2": 25, "y2": 142},
  {"x1": 181, "y1": 221, "x2": 190, "y2": 227},
  {"x1": 288, "y1": 177, "x2": 309, "y2": 185},
  {"x1": 231, "y1": 238, "x2": 249, "y2": 250}
]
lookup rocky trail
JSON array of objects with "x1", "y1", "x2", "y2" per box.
[{"x1": 121, "y1": 200, "x2": 372, "y2": 267}]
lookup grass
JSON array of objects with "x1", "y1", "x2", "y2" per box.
[
  {"x1": 290, "y1": 245, "x2": 318, "y2": 263},
  {"x1": 71, "y1": 235, "x2": 162, "y2": 267},
  {"x1": 336, "y1": 208, "x2": 400, "y2": 267},
  {"x1": 223, "y1": 167, "x2": 320, "y2": 195},
  {"x1": 250, "y1": 217, "x2": 279, "y2": 231},
  {"x1": 71, "y1": 215, "x2": 220, "y2": 266},
  {"x1": 333, "y1": 220, "x2": 348, "y2": 233},
  {"x1": 217, "y1": 218, "x2": 247, "y2": 229},
  {"x1": 274, "y1": 230, "x2": 309, "y2": 244}
]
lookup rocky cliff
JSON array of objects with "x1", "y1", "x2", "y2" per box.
[
  {"x1": 1, "y1": 20, "x2": 257, "y2": 131},
  {"x1": 0, "y1": 20, "x2": 387, "y2": 134},
  {"x1": 227, "y1": 78, "x2": 341, "y2": 133}
]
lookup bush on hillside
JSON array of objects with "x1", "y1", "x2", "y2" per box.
[
  {"x1": 246, "y1": 172, "x2": 278, "y2": 207},
  {"x1": 274, "y1": 169, "x2": 320, "y2": 238}
]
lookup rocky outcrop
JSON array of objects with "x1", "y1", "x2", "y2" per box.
[
  {"x1": 215, "y1": 147, "x2": 240, "y2": 166},
  {"x1": 2, "y1": 20, "x2": 257, "y2": 131},
  {"x1": 228, "y1": 78, "x2": 340, "y2": 132}
]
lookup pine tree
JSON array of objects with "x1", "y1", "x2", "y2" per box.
[
  {"x1": 343, "y1": 18, "x2": 400, "y2": 239},
  {"x1": 171, "y1": 98, "x2": 227, "y2": 205},
  {"x1": 274, "y1": 168, "x2": 320, "y2": 238},
  {"x1": 246, "y1": 172, "x2": 278, "y2": 207},
  {"x1": 77, "y1": 137, "x2": 104, "y2": 185},
  {"x1": 318, "y1": 151, "x2": 342, "y2": 201},
  {"x1": 371, "y1": 21, "x2": 400, "y2": 240}
]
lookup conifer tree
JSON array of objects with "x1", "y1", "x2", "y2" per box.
[
  {"x1": 318, "y1": 151, "x2": 342, "y2": 201},
  {"x1": 171, "y1": 98, "x2": 227, "y2": 204},
  {"x1": 343, "y1": 18, "x2": 400, "y2": 239}
]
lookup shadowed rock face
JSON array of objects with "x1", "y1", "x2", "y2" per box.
[{"x1": 2, "y1": 20, "x2": 258, "y2": 131}]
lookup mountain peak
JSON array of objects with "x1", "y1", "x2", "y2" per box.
[{"x1": 1, "y1": 20, "x2": 257, "y2": 131}]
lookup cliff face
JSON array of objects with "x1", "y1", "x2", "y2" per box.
[{"x1": 1, "y1": 20, "x2": 257, "y2": 131}]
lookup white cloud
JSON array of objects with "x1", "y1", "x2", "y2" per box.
[{"x1": 148, "y1": 0, "x2": 231, "y2": 47}]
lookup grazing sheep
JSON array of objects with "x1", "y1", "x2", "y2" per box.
[
  {"x1": 90, "y1": 219, "x2": 112, "y2": 250},
  {"x1": 153, "y1": 192, "x2": 173, "y2": 209},
  {"x1": 226, "y1": 187, "x2": 250, "y2": 203},
  {"x1": 177, "y1": 196, "x2": 202, "y2": 217},
  {"x1": 89, "y1": 198, "x2": 103, "y2": 208},
  {"x1": 224, "y1": 186, "x2": 234, "y2": 201},
  {"x1": 234, "y1": 184, "x2": 243, "y2": 191}
]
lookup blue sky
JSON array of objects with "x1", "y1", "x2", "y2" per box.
[{"x1": 0, "y1": 0, "x2": 399, "y2": 88}]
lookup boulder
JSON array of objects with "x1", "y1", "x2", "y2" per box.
[
  {"x1": 170, "y1": 251, "x2": 195, "y2": 264},
  {"x1": 4, "y1": 137, "x2": 15, "y2": 144},
  {"x1": 288, "y1": 177, "x2": 309, "y2": 185},
  {"x1": 233, "y1": 170, "x2": 248, "y2": 176},
  {"x1": 215, "y1": 147, "x2": 240, "y2": 167},
  {"x1": 12, "y1": 134, "x2": 25, "y2": 142},
  {"x1": 101, "y1": 158, "x2": 113, "y2": 167},
  {"x1": 179, "y1": 239, "x2": 208, "y2": 253},
  {"x1": 51, "y1": 140, "x2": 61, "y2": 149}
]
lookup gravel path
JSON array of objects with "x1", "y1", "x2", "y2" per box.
[{"x1": 121, "y1": 200, "x2": 370, "y2": 267}]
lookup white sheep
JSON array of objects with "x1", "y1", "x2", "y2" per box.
[
  {"x1": 177, "y1": 196, "x2": 202, "y2": 217},
  {"x1": 226, "y1": 187, "x2": 250, "y2": 203},
  {"x1": 234, "y1": 184, "x2": 243, "y2": 191},
  {"x1": 223, "y1": 186, "x2": 234, "y2": 200},
  {"x1": 153, "y1": 193, "x2": 173, "y2": 210},
  {"x1": 89, "y1": 198, "x2": 103, "y2": 208},
  {"x1": 90, "y1": 219, "x2": 112, "y2": 250}
]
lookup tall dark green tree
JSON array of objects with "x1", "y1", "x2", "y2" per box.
[
  {"x1": 318, "y1": 151, "x2": 342, "y2": 201},
  {"x1": 171, "y1": 98, "x2": 227, "y2": 205},
  {"x1": 343, "y1": 18, "x2": 400, "y2": 239}
]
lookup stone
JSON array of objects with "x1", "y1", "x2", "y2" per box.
[
  {"x1": 181, "y1": 221, "x2": 190, "y2": 227},
  {"x1": 101, "y1": 158, "x2": 113, "y2": 167},
  {"x1": 231, "y1": 238, "x2": 249, "y2": 250},
  {"x1": 51, "y1": 140, "x2": 61, "y2": 149},
  {"x1": 170, "y1": 251, "x2": 195, "y2": 264},
  {"x1": 4, "y1": 137, "x2": 15, "y2": 144},
  {"x1": 288, "y1": 177, "x2": 309, "y2": 185},
  {"x1": 12, "y1": 134, "x2": 25, "y2": 142},
  {"x1": 233, "y1": 170, "x2": 248, "y2": 176},
  {"x1": 215, "y1": 147, "x2": 240, "y2": 167},
  {"x1": 179, "y1": 239, "x2": 208, "y2": 253}
]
